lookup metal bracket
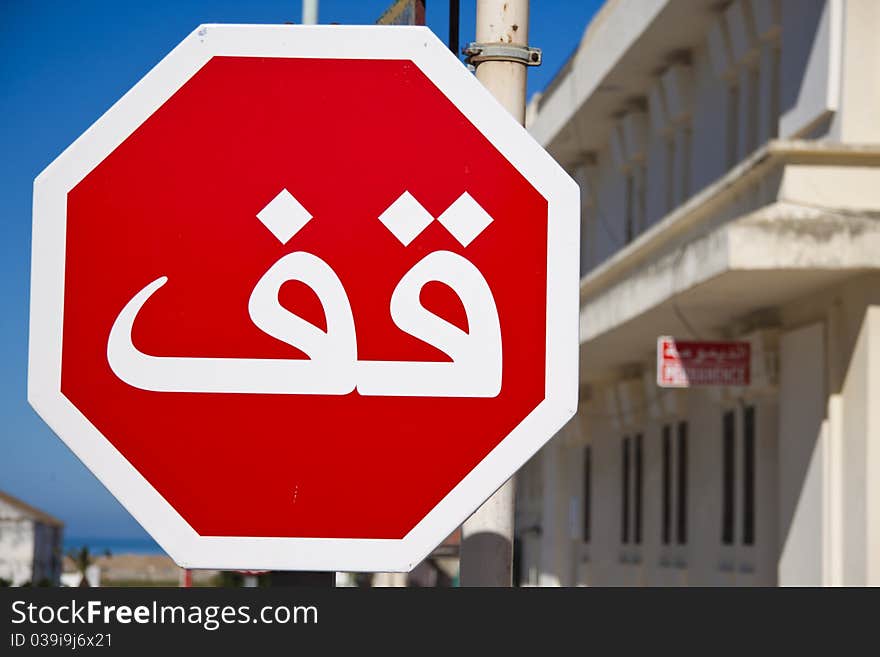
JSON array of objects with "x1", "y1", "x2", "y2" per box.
[{"x1": 462, "y1": 42, "x2": 542, "y2": 68}]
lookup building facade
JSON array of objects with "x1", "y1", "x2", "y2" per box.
[
  {"x1": 0, "y1": 491, "x2": 64, "y2": 586},
  {"x1": 518, "y1": 0, "x2": 880, "y2": 586}
]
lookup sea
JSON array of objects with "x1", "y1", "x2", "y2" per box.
[{"x1": 63, "y1": 536, "x2": 166, "y2": 557}]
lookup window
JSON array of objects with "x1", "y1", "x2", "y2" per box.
[
  {"x1": 676, "y1": 421, "x2": 688, "y2": 545},
  {"x1": 621, "y1": 434, "x2": 643, "y2": 546},
  {"x1": 580, "y1": 207, "x2": 592, "y2": 277},
  {"x1": 726, "y1": 83, "x2": 740, "y2": 169},
  {"x1": 663, "y1": 422, "x2": 689, "y2": 547},
  {"x1": 583, "y1": 445, "x2": 592, "y2": 543},
  {"x1": 624, "y1": 174, "x2": 635, "y2": 244},
  {"x1": 722, "y1": 410, "x2": 736, "y2": 545},
  {"x1": 634, "y1": 434, "x2": 643, "y2": 545},
  {"x1": 679, "y1": 125, "x2": 692, "y2": 204},
  {"x1": 769, "y1": 46, "x2": 780, "y2": 140},
  {"x1": 635, "y1": 165, "x2": 647, "y2": 235},
  {"x1": 662, "y1": 425, "x2": 672, "y2": 545},
  {"x1": 721, "y1": 405, "x2": 758, "y2": 546},
  {"x1": 622, "y1": 436, "x2": 630, "y2": 543},
  {"x1": 665, "y1": 138, "x2": 676, "y2": 213},
  {"x1": 624, "y1": 166, "x2": 647, "y2": 244},
  {"x1": 745, "y1": 66, "x2": 760, "y2": 155},
  {"x1": 743, "y1": 406, "x2": 756, "y2": 545},
  {"x1": 624, "y1": 162, "x2": 647, "y2": 244}
]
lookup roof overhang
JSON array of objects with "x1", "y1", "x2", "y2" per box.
[{"x1": 530, "y1": 0, "x2": 718, "y2": 165}]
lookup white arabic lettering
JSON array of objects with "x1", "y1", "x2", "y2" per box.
[{"x1": 106, "y1": 189, "x2": 503, "y2": 398}]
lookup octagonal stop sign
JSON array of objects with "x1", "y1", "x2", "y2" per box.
[{"x1": 29, "y1": 25, "x2": 579, "y2": 571}]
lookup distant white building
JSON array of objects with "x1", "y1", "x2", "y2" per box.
[
  {"x1": 518, "y1": 0, "x2": 880, "y2": 586},
  {"x1": 0, "y1": 491, "x2": 64, "y2": 586}
]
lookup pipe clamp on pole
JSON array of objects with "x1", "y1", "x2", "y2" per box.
[{"x1": 462, "y1": 42, "x2": 542, "y2": 68}]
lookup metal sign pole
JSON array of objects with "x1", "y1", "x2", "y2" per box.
[
  {"x1": 302, "y1": 0, "x2": 318, "y2": 25},
  {"x1": 449, "y1": 0, "x2": 460, "y2": 54},
  {"x1": 460, "y1": 0, "x2": 533, "y2": 587}
]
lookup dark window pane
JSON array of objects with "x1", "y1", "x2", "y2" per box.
[
  {"x1": 637, "y1": 165, "x2": 647, "y2": 233},
  {"x1": 743, "y1": 406, "x2": 756, "y2": 545},
  {"x1": 625, "y1": 174, "x2": 634, "y2": 243},
  {"x1": 662, "y1": 425, "x2": 671, "y2": 545},
  {"x1": 727, "y1": 83, "x2": 740, "y2": 168},
  {"x1": 681, "y1": 126, "x2": 692, "y2": 199},
  {"x1": 622, "y1": 437, "x2": 630, "y2": 544},
  {"x1": 677, "y1": 422, "x2": 688, "y2": 545},
  {"x1": 583, "y1": 446, "x2": 592, "y2": 543},
  {"x1": 770, "y1": 47, "x2": 780, "y2": 139},
  {"x1": 722, "y1": 411, "x2": 736, "y2": 545},
  {"x1": 635, "y1": 434, "x2": 643, "y2": 545}
]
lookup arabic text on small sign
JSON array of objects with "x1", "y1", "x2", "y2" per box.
[{"x1": 656, "y1": 337, "x2": 751, "y2": 388}]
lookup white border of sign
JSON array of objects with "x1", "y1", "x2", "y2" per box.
[{"x1": 29, "y1": 24, "x2": 579, "y2": 572}]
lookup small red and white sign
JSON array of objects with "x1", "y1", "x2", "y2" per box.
[{"x1": 656, "y1": 337, "x2": 750, "y2": 388}]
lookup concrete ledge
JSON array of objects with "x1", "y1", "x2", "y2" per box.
[
  {"x1": 581, "y1": 199, "x2": 880, "y2": 345},
  {"x1": 580, "y1": 141, "x2": 880, "y2": 304}
]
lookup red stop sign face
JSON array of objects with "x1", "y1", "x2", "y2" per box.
[{"x1": 30, "y1": 25, "x2": 579, "y2": 571}]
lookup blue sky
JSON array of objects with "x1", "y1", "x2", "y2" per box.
[{"x1": 0, "y1": 0, "x2": 599, "y2": 541}]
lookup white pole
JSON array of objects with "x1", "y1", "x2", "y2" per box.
[
  {"x1": 460, "y1": 0, "x2": 530, "y2": 587},
  {"x1": 472, "y1": 0, "x2": 530, "y2": 123},
  {"x1": 302, "y1": 0, "x2": 318, "y2": 25}
]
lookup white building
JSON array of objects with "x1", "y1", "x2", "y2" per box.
[
  {"x1": 0, "y1": 491, "x2": 64, "y2": 586},
  {"x1": 517, "y1": 0, "x2": 880, "y2": 586}
]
